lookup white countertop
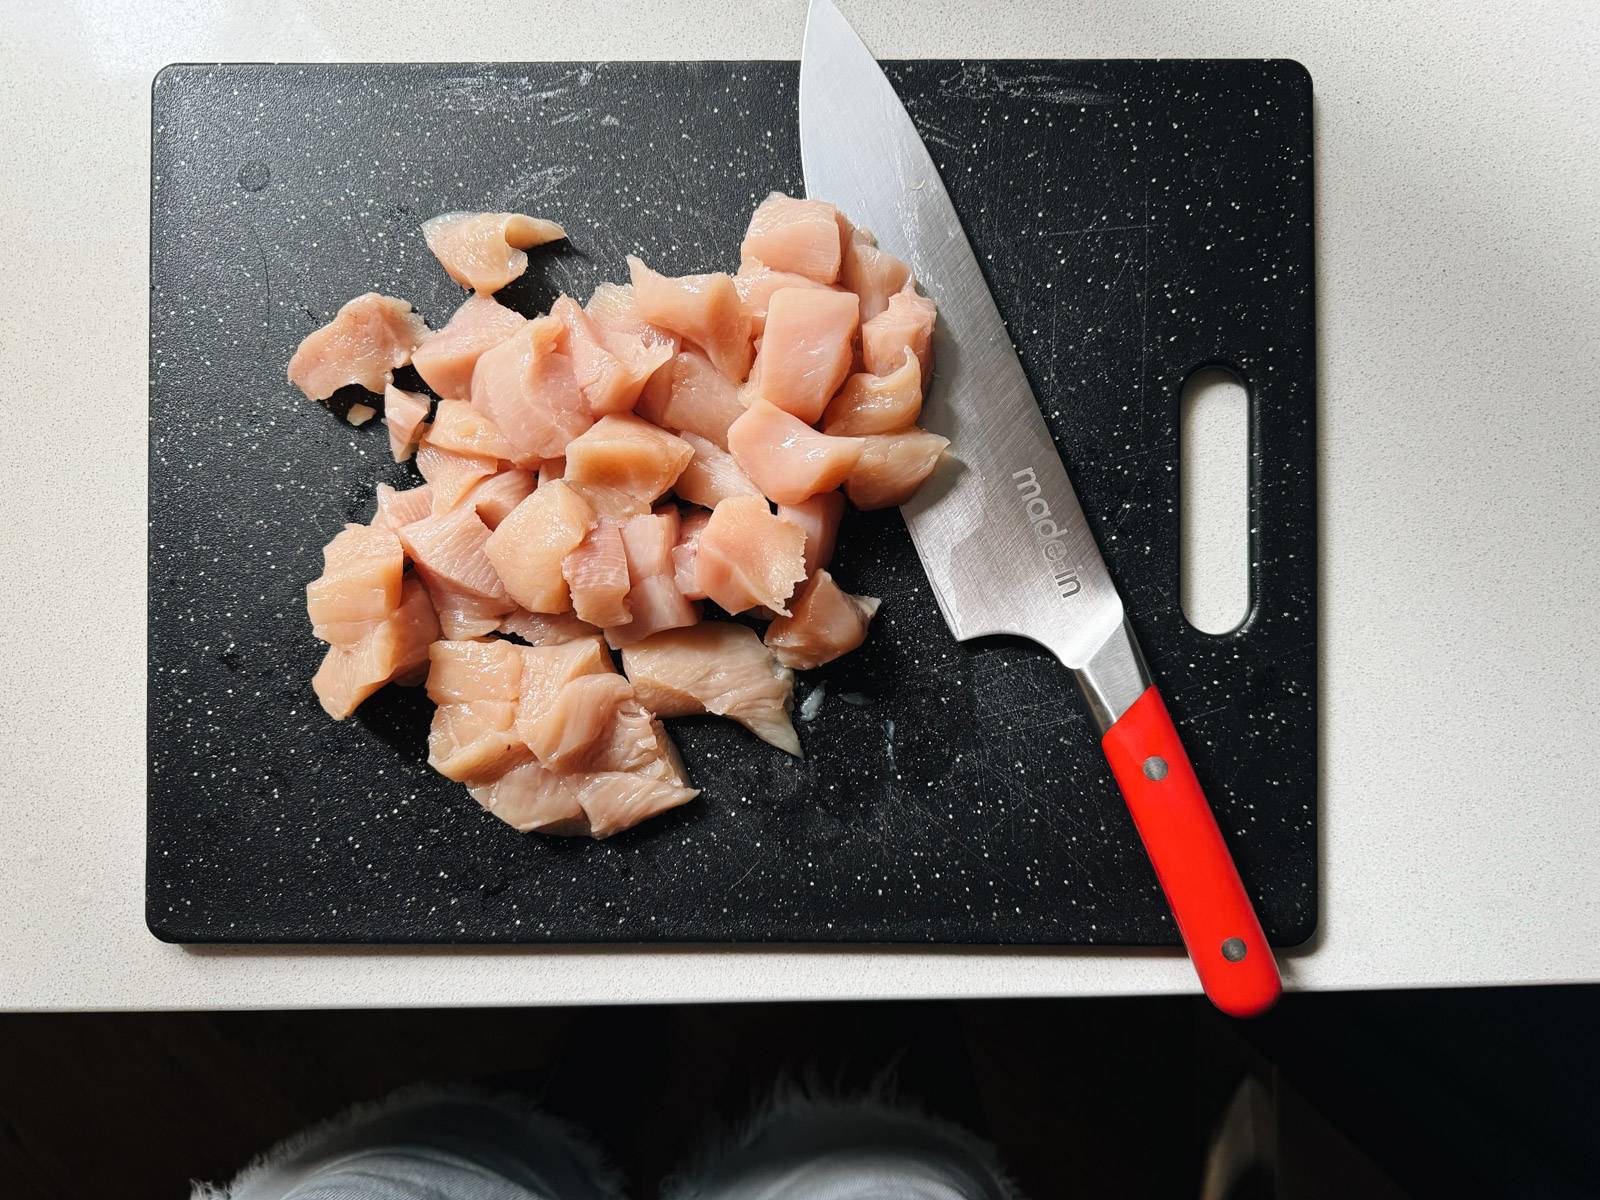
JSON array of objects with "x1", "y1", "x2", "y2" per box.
[{"x1": 4, "y1": 1, "x2": 1598, "y2": 1011}]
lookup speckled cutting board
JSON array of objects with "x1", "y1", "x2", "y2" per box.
[{"x1": 147, "y1": 60, "x2": 1316, "y2": 945}]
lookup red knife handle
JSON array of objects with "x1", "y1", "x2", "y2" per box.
[{"x1": 1101, "y1": 685, "x2": 1282, "y2": 1017}]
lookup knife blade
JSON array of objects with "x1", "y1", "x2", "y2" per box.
[{"x1": 800, "y1": 0, "x2": 1282, "y2": 1016}]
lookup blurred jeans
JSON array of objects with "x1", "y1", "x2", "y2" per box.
[{"x1": 197, "y1": 1088, "x2": 1019, "y2": 1200}]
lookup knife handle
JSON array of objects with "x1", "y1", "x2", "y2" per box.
[{"x1": 1101, "y1": 685, "x2": 1282, "y2": 1017}]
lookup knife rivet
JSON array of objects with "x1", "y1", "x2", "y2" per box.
[
  {"x1": 1221, "y1": 938, "x2": 1247, "y2": 962},
  {"x1": 1142, "y1": 755, "x2": 1169, "y2": 781}
]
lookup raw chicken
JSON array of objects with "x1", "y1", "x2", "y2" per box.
[
  {"x1": 346, "y1": 404, "x2": 377, "y2": 426},
  {"x1": 371, "y1": 482, "x2": 435, "y2": 531},
  {"x1": 306, "y1": 523, "x2": 404, "y2": 646},
  {"x1": 312, "y1": 577, "x2": 438, "y2": 720},
  {"x1": 820, "y1": 348, "x2": 922, "y2": 436},
  {"x1": 627, "y1": 256, "x2": 754, "y2": 382},
  {"x1": 484, "y1": 480, "x2": 595, "y2": 613},
  {"x1": 463, "y1": 468, "x2": 536, "y2": 529},
  {"x1": 563, "y1": 414, "x2": 694, "y2": 506},
  {"x1": 471, "y1": 314, "x2": 593, "y2": 463},
  {"x1": 399, "y1": 503, "x2": 514, "y2": 638},
  {"x1": 585, "y1": 283, "x2": 679, "y2": 356},
  {"x1": 573, "y1": 766, "x2": 698, "y2": 840},
  {"x1": 537, "y1": 458, "x2": 565, "y2": 487},
  {"x1": 427, "y1": 699, "x2": 523, "y2": 782},
  {"x1": 553, "y1": 295, "x2": 672, "y2": 416},
  {"x1": 861, "y1": 284, "x2": 936, "y2": 382},
  {"x1": 673, "y1": 431, "x2": 762, "y2": 509},
  {"x1": 670, "y1": 507, "x2": 712, "y2": 600},
  {"x1": 412, "y1": 293, "x2": 527, "y2": 402},
  {"x1": 383, "y1": 384, "x2": 431, "y2": 462},
  {"x1": 622, "y1": 622, "x2": 800, "y2": 756},
  {"x1": 513, "y1": 636, "x2": 614, "y2": 749},
  {"x1": 468, "y1": 758, "x2": 591, "y2": 836},
  {"x1": 845, "y1": 429, "x2": 950, "y2": 510},
  {"x1": 776, "y1": 492, "x2": 846, "y2": 577},
  {"x1": 562, "y1": 519, "x2": 631, "y2": 627},
  {"x1": 839, "y1": 225, "x2": 912, "y2": 324},
  {"x1": 426, "y1": 638, "x2": 525, "y2": 704},
  {"x1": 425, "y1": 398, "x2": 517, "y2": 462},
  {"x1": 747, "y1": 288, "x2": 859, "y2": 423},
  {"x1": 521, "y1": 673, "x2": 636, "y2": 768},
  {"x1": 607, "y1": 509, "x2": 698, "y2": 647},
  {"x1": 634, "y1": 350, "x2": 748, "y2": 449},
  {"x1": 740, "y1": 192, "x2": 844, "y2": 284},
  {"x1": 498, "y1": 608, "x2": 601, "y2": 645},
  {"x1": 764, "y1": 570, "x2": 880, "y2": 670},
  {"x1": 567, "y1": 482, "x2": 650, "y2": 523},
  {"x1": 421, "y1": 211, "x2": 566, "y2": 294},
  {"x1": 727, "y1": 399, "x2": 864, "y2": 506},
  {"x1": 288, "y1": 293, "x2": 429, "y2": 401},
  {"x1": 694, "y1": 495, "x2": 807, "y2": 616},
  {"x1": 415, "y1": 442, "x2": 497, "y2": 513},
  {"x1": 732, "y1": 258, "x2": 837, "y2": 336}
]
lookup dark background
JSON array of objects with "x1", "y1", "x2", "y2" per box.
[
  {"x1": 3, "y1": 986, "x2": 1596, "y2": 1199},
  {"x1": 149, "y1": 59, "x2": 1316, "y2": 948}
]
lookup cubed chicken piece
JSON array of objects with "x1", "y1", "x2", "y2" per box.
[
  {"x1": 426, "y1": 398, "x2": 517, "y2": 462},
  {"x1": 585, "y1": 282, "x2": 679, "y2": 356},
  {"x1": 694, "y1": 494, "x2": 808, "y2": 617},
  {"x1": 563, "y1": 414, "x2": 694, "y2": 506},
  {"x1": 411, "y1": 293, "x2": 528, "y2": 402},
  {"x1": 425, "y1": 638, "x2": 526, "y2": 705},
  {"x1": 371, "y1": 482, "x2": 435, "y2": 532},
  {"x1": 740, "y1": 192, "x2": 844, "y2": 284},
  {"x1": 311, "y1": 577, "x2": 438, "y2": 720},
  {"x1": 764, "y1": 570, "x2": 880, "y2": 669},
  {"x1": 566, "y1": 482, "x2": 650, "y2": 523},
  {"x1": 671, "y1": 507, "x2": 712, "y2": 600},
  {"x1": 627, "y1": 256, "x2": 754, "y2": 382},
  {"x1": 606, "y1": 510, "x2": 699, "y2": 648},
  {"x1": 522, "y1": 673, "x2": 637, "y2": 768},
  {"x1": 845, "y1": 429, "x2": 951, "y2": 510},
  {"x1": 634, "y1": 350, "x2": 748, "y2": 450},
  {"x1": 820, "y1": 348, "x2": 922, "y2": 436},
  {"x1": 484, "y1": 480, "x2": 595, "y2": 613},
  {"x1": 673, "y1": 431, "x2": 762, "y2": 509},
  {"x1": 513, "y1": 636, "x2": 615, "y2": 750},
  {"x1": 733, "y1": 258, "x2": 838, "y2": 336},
  {"x1": 427, "y1": 700, "x2": 524, "y2": 782},
  {"x1": 622, "y1": 622, "x2": 800, "y2": 756},
  {"x1": 727, "y1": 399, "x2": 864, "y2": 506},
  {"x1": 399, "y1": 503, "x2": 514, "y2": 638},
  {"x1": 839, "y1": 225, "x2": 912, "y2": 324},
  {"x1": 562, "y1": 519, "x2": 632, "y2": 628},
  {"x1": 421, "y1": 211, "x2": 566, "y2": 294},
  {"x1": 306, "y1": 523, "x2": 404, "y2": 646},
  {"x1": 288, "y1": 293, "x2": 429, "y2": 401},
  {"x1": 383, "y1": 384, "x2": 431, "y2": 462},
  {"x1": 346, "y1": 404, "x2": 377, "y2": 426},
  {"x1": 498, "y1": 608, "x2": 602, "y2": 645},
  {"x1": 861, "y1": 284, "x2": 936, "y2": 383},
  {"x1": 748, "y1": 288, "x2": 859, "y2": 423},
  {"x1": 471, "y1": 314, "x2": 593, "y2": 463},
  {"x1": 776, "y1": 492, "x2": 846, "y2": 577},
  {"x1": 553, "y1": 295, "x2": 673, "y2": 416},
  {"x1": 415, "y1": 442, "x2": 498, "y2": 514},
  {"x1": 463, "y1": 468, "x2": 536, "y2": 530},
  {"x1": 575, "y1": 767, "x2": 699, "y2": 840},
  {"x1": 468, "y1": 758, "x2": 591, "y2": 836}
]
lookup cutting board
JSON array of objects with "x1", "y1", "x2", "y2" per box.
[{"x1": 148, "y1": 60, "x2": 1316, "y2": 945}]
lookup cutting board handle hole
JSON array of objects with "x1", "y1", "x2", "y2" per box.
[{"x1": 1180, "y1": 367, "x2": 1252, "y2": 635}]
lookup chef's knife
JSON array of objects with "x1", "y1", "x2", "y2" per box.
[{"x1": 800, "y1": 0, "x2": 1282, "y2": 1016}]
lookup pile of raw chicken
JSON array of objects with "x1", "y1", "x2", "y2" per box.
[{"x1": 291, "y1": 194, "x2": 946, "y2": 839}]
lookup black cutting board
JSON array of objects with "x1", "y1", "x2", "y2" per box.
[{"x1": 148, "y1": 60, "x2": 1316, "y2": 946}]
